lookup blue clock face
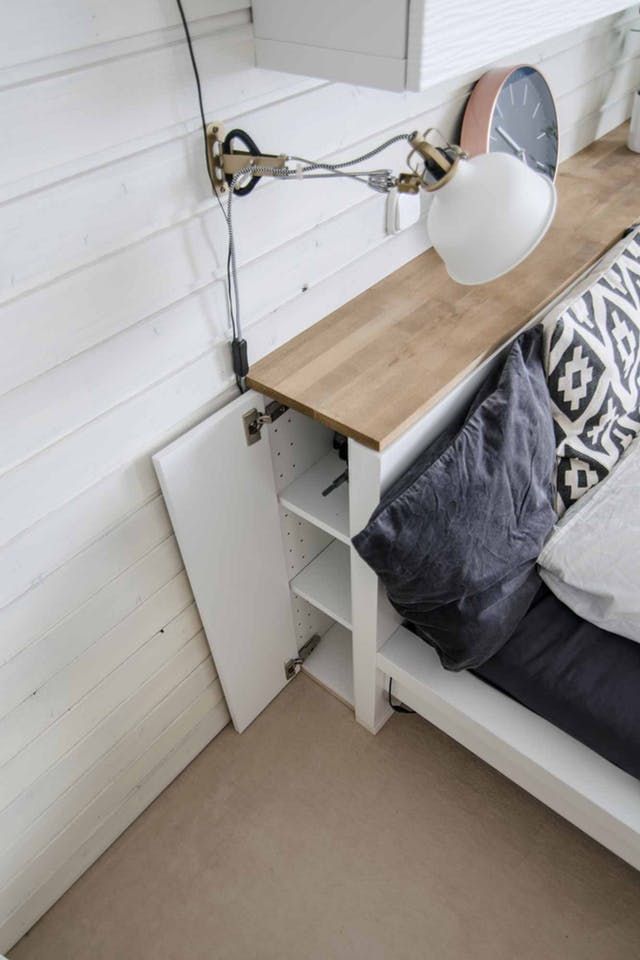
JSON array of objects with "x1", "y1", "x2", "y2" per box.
[{"x1": 489, "y1": 66, "x2": 558, "y2": 181}]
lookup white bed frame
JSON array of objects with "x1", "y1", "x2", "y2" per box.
[{"x1": 154, "y1": 281, "x2": 640, "y2": 874}]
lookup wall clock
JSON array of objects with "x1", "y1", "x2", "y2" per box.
[{"x1": 460, "y1": 65, "x2": 559, "y2": 182}]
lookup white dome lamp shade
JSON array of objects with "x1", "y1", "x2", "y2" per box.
[{"x1": 421, "y1": 143, "x2": 557, "y2": 285}]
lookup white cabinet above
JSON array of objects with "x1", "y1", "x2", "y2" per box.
[{"x1": 252, "y1": 0, "x2": 633, "y2": 91}]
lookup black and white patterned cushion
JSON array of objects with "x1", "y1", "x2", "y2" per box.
[{"x1": 542, "y1": 227, "x2": 640, "y2": 515}]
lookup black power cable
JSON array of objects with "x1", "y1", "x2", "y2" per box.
[
  {"x1": 174, "y1": 0, "x2": 246, "y2": 393},
  {"x1": 388, "y1": 677, "x2": 415, "y2": 714}
]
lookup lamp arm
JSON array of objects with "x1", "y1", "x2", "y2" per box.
[
  {"x1": 208, "y1": 123, "x2": 466, "y2": 201},
  {"x1": 207, "y1": 123, "x2": 455, "y2": 197}
]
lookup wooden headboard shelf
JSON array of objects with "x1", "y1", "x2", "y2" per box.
[{"x1": 248, "y1": 123, "x2": 639, "y2": 450}]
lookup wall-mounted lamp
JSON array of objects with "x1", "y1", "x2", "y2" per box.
[
  {"x1": 207, "y1": 122, "x2": 557, "y2": 388},
  {"x1": 208, "y1": 122, "x2": 556, "y2": 286}
]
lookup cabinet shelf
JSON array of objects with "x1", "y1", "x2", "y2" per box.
[
  {"x1": 290, "y1": 539, "x2": 351, "y2": 629},
  {"x1": 302, "y1": 622, "x2": 353, "y2": 707},
  {"x1": 279, "y1": 450, "x2": 350, "y2": 544}
]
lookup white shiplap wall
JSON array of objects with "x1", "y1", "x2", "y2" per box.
[{"x1": 1, "y1": 2, "x2": 639, "y2": 950}]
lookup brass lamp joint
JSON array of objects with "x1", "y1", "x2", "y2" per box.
[
  {"x1": 396, "y1": 173, "x2": 423, "y2": 194},
  {"x1": 405, "y1": 129, "x2": 468, "y2": 192}
]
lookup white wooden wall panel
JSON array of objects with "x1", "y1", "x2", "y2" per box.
[
  {"x1": 0, "y1": 597, "x2": 201, "y2": 813},
  {"x1": 0, "y1": 603, "x2": 208, "y2": 828},
  {"x1": 2, "y1": 30, "x2": 280, "y2": 187},
  {"x1": 1, "y1": 1, "x2": 639, "y2": 950},
  {"x1": 1, "y1": 696, "x2": 229, "y2": 950},
  {"x1": 0, "y1": 662, "x2": 220, "y2": 897},
  {"x1": 0, "y1": 606, "x2": 206, "y2": 842},
  {"x1": 0, "y1": 496, "x2": 171, "y2": 667},
  {"x1": 0, "y1": 535, "x2": 180, "y2": 719},
  {"x1": 1, "y1": 1, "x2": 244, "y2": 72},
  {"x1": 0, "y1": 394, "x2": 230, "y2": 611},
  {"x1": 0, "y1": 567, "x2": 190, "y2": 769},
  {"x1": 0, "y1": 356, "x2": 230, "y2": 545},
  {"x1": 2, "y1": 14, "x2": 251, "y2": 92},
  {"x1": 0, "y1": 679, "x2": 224, "y2": 925}
]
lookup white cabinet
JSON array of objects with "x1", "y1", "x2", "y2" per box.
[
  {"x1": 252, "y1": 0, "x2": 633, "y2": 91},
  {"x1": 154, "y1": 393, "x2": 365, "y2": 731}
]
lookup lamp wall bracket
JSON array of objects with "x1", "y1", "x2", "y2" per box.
[{"x1": 206, "y1": 122, "x2": 286, "y2": 195}]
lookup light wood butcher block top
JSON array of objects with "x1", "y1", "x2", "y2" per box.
[{"x1": 248, "y1": 123, "x2": 639, "y2": 450}]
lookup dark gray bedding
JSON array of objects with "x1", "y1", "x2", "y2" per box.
[
  {"x1": 475, "y1": 584, "x2": 640, "y2": 781},
  {"x1": 352, "y1": 327, "x2": 557, "y2": 671}
]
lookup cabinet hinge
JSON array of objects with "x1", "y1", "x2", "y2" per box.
[
  {"x1": 284, "y1": 633, "x2": 321, "y2": 680},
  {"x1": 243, "y1": 400, "x2": 288, "y2": 446}
]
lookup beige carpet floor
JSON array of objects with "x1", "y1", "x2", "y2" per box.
[{"x1": 9, "y1": 675, "x2": 640, "y2": 960}]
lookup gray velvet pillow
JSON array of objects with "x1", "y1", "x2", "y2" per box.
[{"x1": 352, "y1": 326, "x2": 557, "y2": 671}]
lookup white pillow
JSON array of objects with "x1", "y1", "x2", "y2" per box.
[{"x1": 538, "y1": 436, "x2": 640, "y2": 642}]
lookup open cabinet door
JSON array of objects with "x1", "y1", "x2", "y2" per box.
[{"x1": 153, "y1": 391, "x2": 298, "y2": 732}]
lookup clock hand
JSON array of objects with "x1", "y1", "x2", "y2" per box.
[
  {"x1": 495, "y1": 125, "x2": 527, "y2": 162},
  {"x1": 535, "y1": 159, "x2": 553, "y2": 176}
]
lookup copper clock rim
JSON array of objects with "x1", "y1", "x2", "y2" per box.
[{"x1": 460, "y1": 63, "x2": 559, "y2": 183}]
